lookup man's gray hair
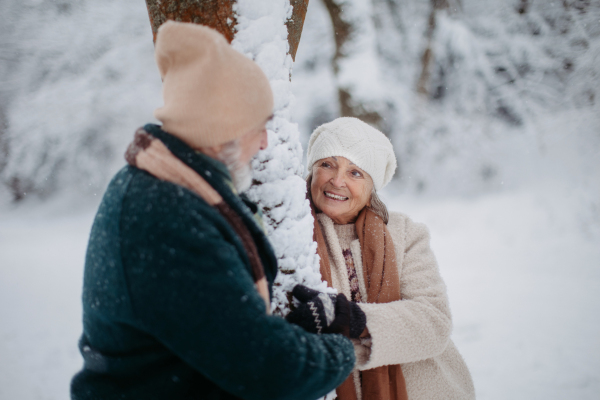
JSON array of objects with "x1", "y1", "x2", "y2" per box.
[{"x1": 305, "y1": 170, "x2": 389, "y2": 225}]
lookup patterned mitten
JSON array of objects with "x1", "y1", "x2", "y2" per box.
[{"x1": 286, "y1": 284, "x2": 366, "y2": 339}]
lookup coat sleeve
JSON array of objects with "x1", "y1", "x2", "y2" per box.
[
  {"x1": 120, "y1": 182, "x2": 355, "y2": 400},
  {"x1": 356, "y1": 214, "x2": 452, "y2": 369}
]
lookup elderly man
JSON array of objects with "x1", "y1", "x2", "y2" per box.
[{"x1": 70, "y1": 22, "x2": 358, "y2": 400}]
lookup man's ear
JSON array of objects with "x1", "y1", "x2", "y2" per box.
[{"x1": 198, "y1": 144, "x2": 225, "y2": 158}]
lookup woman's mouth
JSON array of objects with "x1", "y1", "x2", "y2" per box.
[{"x1": 324, "y1": 191, "x2": 349, "y2": 201}]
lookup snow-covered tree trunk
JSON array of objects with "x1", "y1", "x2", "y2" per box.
[{"x1": 232, "y1": 0, "x2": 333, "y2": 316}]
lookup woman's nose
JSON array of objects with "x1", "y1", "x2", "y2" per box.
[{"x1": 330, "y1": 170, "x2": 345, "y2": 188}]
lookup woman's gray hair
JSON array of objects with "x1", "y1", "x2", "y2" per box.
[
  {"x1": 369, "y1": 189, "x2": 389, "y2": 225},
  {"x1": 306, "y1": 170, "x2": 390, "y2": 225}
]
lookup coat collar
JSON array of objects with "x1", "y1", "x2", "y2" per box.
[
  {"x1": 142, "y1": 123, "x2": 278, "y2": 286},
  {"x1": 143, "y1": 123, "x2": 232, "y2": 188}
]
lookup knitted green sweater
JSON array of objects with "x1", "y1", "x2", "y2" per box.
[{"x1": 71, "y1": 124, "x2": 355, "y2": 400}]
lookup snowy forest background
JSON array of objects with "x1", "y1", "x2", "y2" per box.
[{"x1": 1, "y1": 0, "x2": 599, "y2": 399}]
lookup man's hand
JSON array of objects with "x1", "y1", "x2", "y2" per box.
[{"x1": 285, "y1": 285, "x2": 366, "y2": 339}]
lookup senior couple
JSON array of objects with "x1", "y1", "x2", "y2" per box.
[{"x1": 71, "y1": 21, "x2": 475, "y2": 400}]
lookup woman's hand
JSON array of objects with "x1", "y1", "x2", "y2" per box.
[{"x1": 285, "y1": 285, "x2": 366, "y2": 339}]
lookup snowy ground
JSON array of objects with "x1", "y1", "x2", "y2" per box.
[{"x1": 1, "y1": 186, "x2": 599, "y2": 400}]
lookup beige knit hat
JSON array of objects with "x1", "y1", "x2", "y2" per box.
[
  {"x1": 306, "y1": 117, "x2": 397, "y2": 191},
  {"x1": 153, "y1": 21, "x2": 274, "y2": 148}
]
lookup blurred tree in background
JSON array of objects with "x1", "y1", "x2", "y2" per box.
[
  {"x1": 293, "y1": 0, "x2": 599, "y2": 197},
  {"x1": 0, "y1": 0, "x2": 598, "y2": 203}
]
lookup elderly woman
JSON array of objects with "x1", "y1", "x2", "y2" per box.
[{"x1": 288, "y1": 118, "x2": 475, "y2": 400}]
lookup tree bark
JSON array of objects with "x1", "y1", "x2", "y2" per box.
[
  {"x1": 287, "y1": 0, "x2": 310, "y2": 61},
  {"x1": 145, "y1": 0, "x2": 237, "y2": 43},
  {"x1": 416, "y1": 0, "x2": 451, "y2": 96},
  {"x1": 144, "y1": 0, "x2": 310, "y2": 58},
  {"x1": 321, "y1": 0, "x2": 352, "y2": 75}
]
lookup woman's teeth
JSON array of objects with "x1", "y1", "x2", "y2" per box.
[{"x1": 324, "y1": 191, "x2": 348, "y2": 201}]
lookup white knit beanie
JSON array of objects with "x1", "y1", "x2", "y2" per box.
[
  {"x1": 306, "y1": 117, "x2": 397, "y2": 191},
  {"x1": 153, "y1": 21, "x2": 274, "y2": 148}
]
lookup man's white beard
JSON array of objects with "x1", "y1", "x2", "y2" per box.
[
  {"x1": 216, "y1": 139, "x2": 253, "y2": 193},
  {"x1": 229, "y1": 162, "x2": 253, "y2": 193}
]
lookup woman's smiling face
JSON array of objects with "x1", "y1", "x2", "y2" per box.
[{"x1": 310, "y1": 156, "x2": 373, "y2": 225}]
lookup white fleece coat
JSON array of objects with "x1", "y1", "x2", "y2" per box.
[{"x1": 317, "y1": 212, "x2": 475, "y2": 400}]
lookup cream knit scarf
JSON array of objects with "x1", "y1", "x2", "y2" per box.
[{"x1": 125, "y1": 127, "x2": 271, "y2": 314}]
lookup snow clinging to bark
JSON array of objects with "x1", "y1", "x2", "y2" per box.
[{"x1": 232, "y1": 0, "x2": 332, "y2": 316}]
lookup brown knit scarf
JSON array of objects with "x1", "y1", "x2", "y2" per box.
[
  {"x1": 125, "y1": 128, "x2": 271, "y2": 314},
  {"x1": 314, "y1": 207, "x2": 408, "y2": 400}
]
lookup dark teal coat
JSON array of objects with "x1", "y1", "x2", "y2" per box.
[{"x1": 71, "y1": 124, "x2": 355, "y2": 400}]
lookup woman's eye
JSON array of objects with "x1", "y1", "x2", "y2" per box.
[
  {"x1": 351, "y1": 170, "x2": 362, "y2": 178},
  {"x1": 321, "y1": 162, "x2": 331, "y2": 168}
]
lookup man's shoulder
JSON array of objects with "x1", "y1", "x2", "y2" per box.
[
  {"x1": 123, "y1": 166, "x2": 212, "y2": 212},
  {"x1": 110, "y1": 166, "x2": 225, "y2": 238},
  {"x1": 114, "y1": 167, "x2": 240, "y2": 277}
]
